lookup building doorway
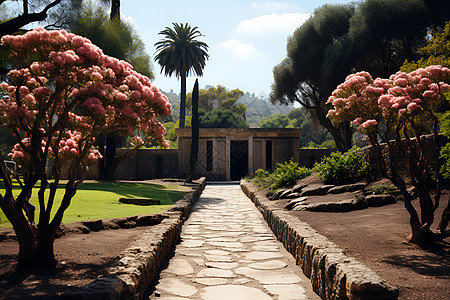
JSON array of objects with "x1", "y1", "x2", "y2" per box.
[{"x1": 230, "y1": 140, "x2": 248, "y2": 181}]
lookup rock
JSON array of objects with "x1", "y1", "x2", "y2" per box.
[
  {"x1": 136, "y1": 214, "x2": 166, "y2": 226},
  {"x1": 103, "y1": 220, "x2": 120, "y2": 229},
  {"x1": 279, "y1": 189, "x2": 294, "y2": 199},
  {"x1": 285, "y1": 192, "x2": 302, "y2": 199},
  {"x1": 296, "y1": 199, "x2": 356, "y2": 212},
  {"x1": 364, "y1": 194, "x2": 397, "y2": 207},
  {"x1": 328, "y1": 182, "x2": 367, "y2": 194},
  {"x1": 268, "y1": 188, "x2": 290, "y2": 200},
  {"x1": 300, "y1": 184, "x2": 334, "y2": 196},
  {"x1": 292, "y1": 183, "x2": 307, "y2": 193},
  {"x1": 111, "y1": 216, "x2": 137, "y2": 228},
  {"x1": 119, "y1": 198, "x2": 161, "y2": 206},
  {"x1": 61, "y1": 223, "x2": 91, "y2": 234},
  {"x1": 284, "y1": 197, "x2": 308, "y2": 210},
  {"x1": 83, "y1": 220, "x2": 104, "y2": 231}
]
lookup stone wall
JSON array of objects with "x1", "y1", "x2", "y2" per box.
[
  {"x1": 362, "y1": 134, "x2": 447, "y2": 180},
  {"x1": 113, "y1": 149, "x2": 178, "y2": 180},
  {"x1": 240, "y1": 180, "x2": 398, "y2": 300},
  {"x1": 73, "y1": 178, "x2": 206, "y2": 300}
]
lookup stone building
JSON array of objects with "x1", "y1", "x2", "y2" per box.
[{"x1": 176, "y1": 128, "x2": 302, "y2": 181}]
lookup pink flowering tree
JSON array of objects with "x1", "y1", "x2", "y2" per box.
[
  {"x1": 328, "y1": 66, "x2": 450, "y2": 244},
  {"x1": 0, "y1": 28, "x2": 172, "y2": 268}
]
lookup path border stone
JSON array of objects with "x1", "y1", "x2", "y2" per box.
[
  {"x1": 240, "y1": 180, "x2": 399, "y2": 300},
  {"x1": 50, "y1": 177, "x2": 206, "y2": 300}
]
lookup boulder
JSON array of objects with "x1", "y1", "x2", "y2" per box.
[
  {"x1": 268, "y1": 188, "x2": 290, "y2": 200},
  {"x1": 284, "y1": 197, "x2": 308, "y2": 210},
  {"x1": 136, "y1": 214, "x2": 168, "y2": 226},
  {"x1": 112, "y1": 216, "x2": 137, "y2": 228},
  {"x1": 300, "y1": 184, "x2": 334, "y2": 196},
  {"x1": 292, "y1": 183, "x2": 307, "y2": 193},
  {"x1": 364, "y1": 194, "x2": 397, "y2": 207},
  {"x1": 282, "y1": 191, "x2": 302, "y2": 199},
  {"x1": 119, "y1": 198, "x2": 161, "y2": 206},
  {"x1": 299, "y1": 199, "x2": 356, "y2": 212},
  {"x1": 83, "y1": 219, "x2": 104, "y2": 231},
  {"x1": 328, "y1": 182, "x2": 368, "y2": 194}
]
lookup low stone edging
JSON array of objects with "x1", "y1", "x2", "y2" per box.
[
  {"x1": 70, "y1": 177, "x2": 206, "y2": 300},
  {"x1": 240, "y1": 179, "x2": 399, "y2": 300}
]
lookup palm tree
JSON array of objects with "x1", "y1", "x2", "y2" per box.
[{"x1": 154, "y1": 23, "x2": 209, "y2": 128}]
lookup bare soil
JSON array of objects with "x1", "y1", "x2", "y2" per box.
[
  {"x1": 271, "y1": 174, "x2": 450, "y2": 300},
  {"x1": 0, "y1": 177, "x2": 449, "y2": 300},
  {"x1": 0, "y1": 226, "x2": 149, "y2": 299}
]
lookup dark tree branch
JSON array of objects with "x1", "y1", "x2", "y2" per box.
[{"x1": 0, "y1": 0, "x2": 62, "y2": 37}]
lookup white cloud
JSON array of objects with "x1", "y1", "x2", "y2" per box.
[
  {"x1": 235, "y1": 13, "x2": 310, "y2": 37},
  {"x1": 217, "y1": 39, "x2": 263, "y2": 61},
  {"x1": 250, "y1": 1, "x2": 299, "y2": 13}
]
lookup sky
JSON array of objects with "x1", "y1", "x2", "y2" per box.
[{"x1": 120, "y1": 0, "x2": 352, "y2": 96}]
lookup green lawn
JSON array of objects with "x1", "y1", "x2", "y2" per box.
[{"x1": 0, "y1": 180, "x2": 189, "y2": 228}]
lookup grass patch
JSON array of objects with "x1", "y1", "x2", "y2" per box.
[{"x1": 0, "y1": 180, "x2": 189, "y2": 228}]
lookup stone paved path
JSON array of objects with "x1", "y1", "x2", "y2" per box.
[{"x1": 149, "y1": 183, "x2": 320, "y2": 300}]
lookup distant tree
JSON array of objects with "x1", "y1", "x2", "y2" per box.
[
  {"x1": 258, "y1": 114, "x2": 289, "y2": 128},
  {"x1": 200, "y1": 110, "x2": 249, "y2": 128},
  {"x1": 155, "y1": 23, "x2": 209, "y2": 128},
  {"x1": 187, "y1": 85, "x2": 244, "y2": 112},
  {"x1": 271, "y1": 4, "x2": 355, "y2": 152}
]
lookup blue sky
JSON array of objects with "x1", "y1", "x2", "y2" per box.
[{"x1": 121, "y1": 0, "x2": 352, "y2": 96}]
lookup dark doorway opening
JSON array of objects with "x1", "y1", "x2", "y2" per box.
[
  {"x1": 230, "y1": 140, "x2": 248, "y2": 181},
  {"x1": 266, "y1": 140, "x2": 272, "y2": 171}
]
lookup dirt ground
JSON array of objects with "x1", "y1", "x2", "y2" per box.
[
  {"x1": 0, "y1": 177, "x2": 449, "y2": 299},
  {"x1": 270, "y1": 175, "x2": 450, "y2": 300},
  {"x1": 0, "y1": 226, "x2": 149, "y2": 299}
]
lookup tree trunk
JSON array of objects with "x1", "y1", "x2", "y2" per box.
[
  {"x1": 105, "y1": 135, "x2": 116, "y2": 179},
  {"x1": 15, "y1": 220, "x2": 38, "y2": 268},
  {"x1": 36, "y1": 224, "x2": 57, "y2": 267},
  {"x1": 179, "y1": 72, "x2": 187, "y2": 128},
  {"x1": 110, "y1": 0, "x2": 120, "y2": 20},
  {"x1": 314, "y1": 105, "x2": 351, "y2": 152},
  {"x1": 186, "y1": 79, "x2": 199, "y2": 183},
  {"x1": 438, "y1": 200, "x2": 450, "y2": 233}
]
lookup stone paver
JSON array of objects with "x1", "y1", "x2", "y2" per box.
[{"x1": 149, "y1": 184, "x2": 319, "y2": 299}]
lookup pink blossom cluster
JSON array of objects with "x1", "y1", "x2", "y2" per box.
[
  {"x1": 129, "y1": 136, "x2": 144, "y2": 148},
  {"x1": 328, "y1": 66, "x2": 450, "y2": 132},
  {"x1": 57, "y1": 131, "x2": 102, "y2": 162},
  {"x1": 7, "y1": 131, "x2": 102, "y2": 168},
  {"x1": 327, "y1": 72, "x2": 390, "y2": 132},
  {"x1": 0, "y1": 28, "x2": 173, "y2": 166}
]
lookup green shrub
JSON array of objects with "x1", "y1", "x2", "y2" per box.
[
  {"x1": 252, "y1": 160, "x2": 311, "y2": 192},
  {"x1": 313, "y1": 146, "x2": 368, "y2": 184},
  {"x1": 440, "y1": 142, "x2": 450, "y2": 179}
]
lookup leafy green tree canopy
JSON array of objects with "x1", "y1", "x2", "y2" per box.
[
  {"x1": 200, "y1": 110, "x2": 249, "y2": 128},
  {"x1": 69, "y1": 1, "x2": 153, "y2": 78},
  {"x1": 258, "y1": 114, "x2": 289, "y2": 128}
]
